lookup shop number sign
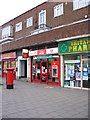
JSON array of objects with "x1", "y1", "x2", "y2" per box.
[{"x1": 59, "y1": 38, "x2": 90, "y2": 54}]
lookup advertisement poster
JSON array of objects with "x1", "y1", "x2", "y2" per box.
[
  {"x1": 65, "y1": 64, "x2": 74, "y2": 80},
  {"x1": 65, "y1": 64, "x2": 70, "y2": 80},
  {"x1": 83, "y1": 71, "x2": 88, "y2": 80},
  {"x1": 76, "y1": 72, "x2": 81, "y2": 80}
]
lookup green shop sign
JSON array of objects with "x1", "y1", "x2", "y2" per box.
[{"x1": 59, "y1": 38, "x2": 90, "y2": 54}]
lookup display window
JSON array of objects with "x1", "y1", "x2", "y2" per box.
[
  {"x1": 11, "y1": 60, "x2": 16, "y2": 75},
  {"x1": 82, "y1": 54, "x2": 90, "y2": 88},
  {"x1": 32, "y1": 59, "x2": 40, "y2": 80},
  {"x1": 3, "y1": 61, "x2": 7, "y2": 73},
  {"x1": 32, "y1": 55, "x2": 59, "y2": 85},
  {"x1": 2, "y1": 59, "x2": 16, "y2": 79},
  {"x1": 64, "y1": 55, "x2": 81, "y2": 87}
]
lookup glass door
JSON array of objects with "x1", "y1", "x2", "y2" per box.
[
  {"x1": 32, "y1": 60, "x2": 40, "y2": 81},
  {"x1": 82, "y1": 59, "x2": 90, "y2": 88},
  {"x1": 41, "y1": 60, "x2": 48, "y2": 82}
]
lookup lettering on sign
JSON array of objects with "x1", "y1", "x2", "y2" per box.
[
  {"x1": 59, "y1": 38, "x2": 90, "y2": 54},
  {"x1": 37, "y1": 49, "x2": 46, "y2": 55},
  {"x1": 1, "y1": 52, "x2": 16, "y2": 59},
  {"x1": 69, "y1": 40, "x2": 88, "y2": 53}
]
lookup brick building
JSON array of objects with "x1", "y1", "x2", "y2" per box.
[{"x1": 0, "y1": 1, "x2": 90, "y2": 89}]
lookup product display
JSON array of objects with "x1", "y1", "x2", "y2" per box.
[{"x1": 64, "y1": 58, "x2": 81, "y2": 87}]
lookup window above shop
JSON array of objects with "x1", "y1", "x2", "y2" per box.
[
  {"x1": 39, "y1": 10, "x2": 46, "y2": 28},
  {"x1": 15, "y1": 22, "x2": 22, "y2": 32},
  {"x1": 26, "y1": 17, "x2": 33, "y2": 28},
  {"x1": 73, "y1": 0, "x2": 90, "y2": 10},
  {"x1": 54, "y1": 3, "x2": 64, "y2": 17},
  {"x1": 2, "y1": 25, "x2": 13, "y2": 39}
]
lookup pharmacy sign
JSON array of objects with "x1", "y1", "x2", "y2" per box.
[{"x1": 59, "y1": 37, "x2": 90, "y2": 54}]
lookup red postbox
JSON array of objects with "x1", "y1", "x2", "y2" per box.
[{"x1": 6, "y1": 68, "x2": 14, "y2": 89}]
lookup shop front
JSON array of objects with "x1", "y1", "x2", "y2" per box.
[
  {"x1": 29, "y1": 47, "x2": 60, "y2": 86},
  {"x1": 59, "y1": 37, "x2": 90, "y2": 89},
  {"x1": 2, "y1": 52, "x2": 16, "y2": 80}
]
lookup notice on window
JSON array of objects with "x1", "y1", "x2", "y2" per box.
[
  {"x1": 76, "y1": 72, "x2": 81, "y2": 80},
  {"x1": 83, "y1": 71, "x2": 88, "y2": 80}
]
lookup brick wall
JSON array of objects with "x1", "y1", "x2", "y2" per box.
[
  {"x1": 1, "y1": 2, "x2": 89, "y2": 40},
  {"x1": 1, "y1": 21, "x2": 88, "y2": 52}
]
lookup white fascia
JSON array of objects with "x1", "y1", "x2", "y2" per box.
[{"x1": 56, "y1": 34, "x2": 90, "y2": 42}]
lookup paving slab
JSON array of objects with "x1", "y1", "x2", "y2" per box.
[{"x1": 1, "y1": 79, "x2": 89, "y2": 119}]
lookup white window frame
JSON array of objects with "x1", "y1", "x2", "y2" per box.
[
  {"x1": 73, "y1": 0, "x2": 90, "y2": 10},
  {"x1": 54, "y1": 3, "x2": 64, "y2": 18},
  {"x1": 15, "y1": 22, "x2": 22, "y2": 32},
  {"x1": 26, "y1": 17, "x2": 33, "y2": 28},
  {"x1": 2, "y1": 25, "x2": 13, "y2": 39},
  {"x1": 39, "y1": 10, "x2": 46, "y2": 28}
]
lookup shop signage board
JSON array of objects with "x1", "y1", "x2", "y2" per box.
[
  {"x1": 1, "y1": 52, "x2": 16, "y2": 59},
  {"x1": 59, "y1": 38, "x2": 90, "y2": 54},
  {"x1": 47, "y1": 48, "x2": 58, "y2": 54},
  {"x1": 29, "y1": 47, "x2": 58, "y2": 56},
  {"x1": 22, "y1": 49, "x2": 28, "y2": 58}
]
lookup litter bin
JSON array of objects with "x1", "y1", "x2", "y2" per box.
[{"x1": 6, "y1": 68, "x2": 14, "y2": 89}]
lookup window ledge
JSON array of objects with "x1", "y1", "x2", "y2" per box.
[
  {"x1": 0, "y1": 37, "x2": 14, "y2": 44},
  {"x1": 30, "y1": 26, "x2": 52, "y2": 36}
]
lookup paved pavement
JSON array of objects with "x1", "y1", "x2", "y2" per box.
[
  {"x1": 1, "y1": 78, "x2": 88, "y2": 118},
  {"x1": 0, "y1": 78, "x2": 2, "y2": 120}
]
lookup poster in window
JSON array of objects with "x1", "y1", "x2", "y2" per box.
[
  {"x1": 83, "y1": 71, "x2": 88, "y2": 80},
  {"x1": 76, "y1": 72, "x2": 81, "y2": 80},
  {"x1": 65, "y1": 64, "x2": 70, "y2": 80}
]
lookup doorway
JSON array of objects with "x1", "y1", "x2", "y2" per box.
[
  {"x1": 41, "y1": 60, "x2": 48, "y2": 82},
  {"x1": 20, "y1": 60, "x2": 27, "y2": 78}
]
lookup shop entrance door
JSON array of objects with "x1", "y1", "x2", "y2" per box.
[{"x1": 41, "y1": 60, "x2": 48, "y2": 82}]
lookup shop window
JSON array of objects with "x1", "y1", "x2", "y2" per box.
[
  {"x1": 64, "y1": 55, "x2": 81, "y2": 87},
  {"x1": 11, "y1": 60, "x2": 15, "y2": 75},
  {"x1": 82, "y1": 60, "x2": 89, "y2": 88},
  {"x1": 3, "y1": 61, "x2": 7, "y2": 73},
  {"x1": 32, "y1": 55, "x2": 59, "y2": 83},
  {"x1": 32, "y1": 59, "x2": 40, "y2": 80},
  {"x1": 54, "y1": 3, "x2": 63, "y2": 17},
  {"x1": 41, "y1": 61, "x2": 47, "y2": 82}
]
